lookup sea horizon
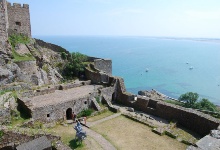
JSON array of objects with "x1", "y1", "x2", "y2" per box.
[{"x1": 34, "y1": 36, "x2": 220, "y2": 105}]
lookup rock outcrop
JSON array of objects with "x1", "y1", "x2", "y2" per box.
[{"x1": 0, "y1": 38, "x2": 66, "y2": 87}]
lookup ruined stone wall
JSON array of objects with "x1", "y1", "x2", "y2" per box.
[
  {"x1": 0, "y1": 129, "x2": 60, "y2": 149},
  {"x1": 115, "y1": 89, "x2": 220, "y2": 136},
  {"x1": 94, "y1": 59, "x2": 112, "y2": 75},
  {"x1": 85, "y1": 58, "x2": 220, "y2": 136},
  {"x1": 100, "y1": 87, "x2": 115, "y2": 102},
  {"x1": 85, "y1": 65, "x2": 108, "y2": 84},
  {"x1": 30, "y1": 95, "x2": 93, "y2": 122},
  {"x1": 7, "y1": 2, "x2": 31, "y2": 37},
  {"x1": 156, "y1": 101, "x2": 220, "y2": 136}
]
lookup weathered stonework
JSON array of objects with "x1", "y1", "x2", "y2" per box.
[
  {"x1": 0, "y1": 0, "x2": 31, "y2": 38},
  {"x1": 7, "y1": 2, "x2": 31, "y2": 37},
  {"x1": 18, "y1": 84, "x2": 102, "y2": 122},
  {"x1": 0, "y1": 128, "x2": 61, "y2": 149},
  {"x1": 94, "y1": 59, "x2": 112, "y2": 75}
]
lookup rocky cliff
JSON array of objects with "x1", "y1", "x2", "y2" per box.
[{"x1": 0, "y1": 35, "x2": 69, "y2": 88}]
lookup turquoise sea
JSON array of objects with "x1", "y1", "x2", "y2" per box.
[{"x1": 35, "y1": 36, "x2": 220, "y2": 105}]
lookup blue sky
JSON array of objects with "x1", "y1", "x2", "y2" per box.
[{"x1": 8, "y1": 0, "x2": 220, "y2": 38}]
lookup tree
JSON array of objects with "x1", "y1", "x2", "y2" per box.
[
  {"x1": 62, "y1": 52, "x2": 88, "y2": 79},
  {"x1": 196, "y1": 98, "x2": 217, "y2": 112},
  {"x1": 61, "y1": 52, "x2": 67, "y2": 60},
  {"x1": 178, "y1": 92, "x2": 199, "y2": 108}
]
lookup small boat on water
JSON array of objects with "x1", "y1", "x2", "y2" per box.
[
  {"x1": 186, "y1": 62, "x2": 189, "y2": 64},
  {"x1": 189, "y1": 66, "x2": 193, "y2": 70},
  {"x1": 146, "y1": 68, "x2": 149, "y2": 72}
]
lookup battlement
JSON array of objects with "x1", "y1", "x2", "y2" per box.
[{"x1": 7, "y1": 2, "x2": 29, "y2": 9}]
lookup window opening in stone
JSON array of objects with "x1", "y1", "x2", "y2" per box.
[
  {"x1": 47, "y1": 114, "x2": 50, "y2": 117},
  {"x1": 15, "y1": 22, "x2": 21, "y2": 26},
  {"x1": 84, "y1": 101, "x2": 87, "y2": 104}
]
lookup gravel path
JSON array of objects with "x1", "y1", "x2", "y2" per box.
[{"x1": 83, "y1": 113, "x2": 121, "y2": 150}]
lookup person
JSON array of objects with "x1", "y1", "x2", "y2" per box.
[
  {"x1": 72, "y1": 112, "x2": 77, "y2": 122},
  {"x1": 75, "y1": 120, "x2": 82, "y2": 132}
]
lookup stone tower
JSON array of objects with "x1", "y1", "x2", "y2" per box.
[
  {"x1": 0, "y1": 0, "x2": 31, "y2": 40},
  {"x1": 7, "y1": 2, "x2": 31, "y2": 37}
]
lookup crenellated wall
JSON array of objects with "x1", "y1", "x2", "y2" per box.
[{"x1": 7, "y1": 2, "x2": 31, "y2": 37}]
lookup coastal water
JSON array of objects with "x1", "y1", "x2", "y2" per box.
[{"x1": 35, "y1": 36, "x2": 220, "y2": 105}]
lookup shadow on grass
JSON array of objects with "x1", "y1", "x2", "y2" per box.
[{"x1": 69, "y1": 139, "x2": 84, "y2": 149}]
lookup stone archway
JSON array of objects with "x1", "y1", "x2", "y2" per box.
[{"x1": 66, "y1": 108, "x2": 72, "y2": 120}]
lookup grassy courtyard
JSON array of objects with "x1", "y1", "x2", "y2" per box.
[{"x1": 91, "y1": 115, "x2": 187, "y2": 150}]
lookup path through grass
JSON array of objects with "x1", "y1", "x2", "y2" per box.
[{"x1": 92, "y1": 116, "x2": 187, "y2": 150}]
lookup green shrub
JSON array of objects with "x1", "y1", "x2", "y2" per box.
[
  {"x1": 77, "y1": 109, "x2": 94, "y2": 117},
  {"x1": 61, "y1": 52, "x2": 67, "y2": 60},
  {"x1": 62, "y1": 52, "x2": 88, "y2": 79}
]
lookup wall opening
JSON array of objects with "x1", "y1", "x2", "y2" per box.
[
  {"x1": 112, "y1": 92, "x2": 116, "y2": 101},
  {"x1": 47, "y1": 114, "x2": 50, "y2": 117},
  {"x1": 66, "y1": 108, "x2": 72, "y2": 120},
  {"x1": 84, "y1": 101, "x2": 87, "y2": 105},
  {"x1": 15, "y1": 22, "x2": 21, "y2": 26}
]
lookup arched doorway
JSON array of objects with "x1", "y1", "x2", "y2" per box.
[{"x1": 66, "y1": 108, "x2": 72, "y2": 120}]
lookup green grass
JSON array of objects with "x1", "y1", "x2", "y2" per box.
[
  {"x1": 48, "y1": 125, "x2": 86, "y2": 150},
  {"x1": 10, "y1": 116, "x2": 29, "y2": 127},
  {"x1": 165, "y1": 100, "x2": 184, "y2": 106},
  {"x1": 8, "y1": 33, "x2": 35, "y2": 62},
  {"x1": 12, "y1": 50, "x2": 35, "y2": 62},
  {"x1": 10, "y1": 110, "x2": 29, "y2": 127},
  {"x1": 9, "y1": 33, "x2": 30, "y2": 47},
  {"x1": 0, "y1": 90, "x2": 10, "y2": 96}
]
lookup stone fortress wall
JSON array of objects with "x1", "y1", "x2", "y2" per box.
[
  {"x1": 17, "y1": 80, "x2": 94, "y2": 122},
  {"x1": 94, "y1": 59, "x2": 112, "y2": 75}
]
